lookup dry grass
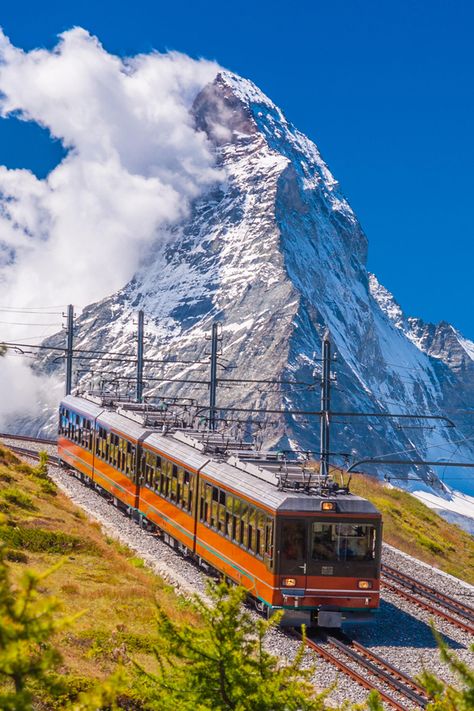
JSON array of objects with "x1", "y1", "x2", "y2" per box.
[{"x1": 0, "y1": 445, "x2": 199, "y2": 703}]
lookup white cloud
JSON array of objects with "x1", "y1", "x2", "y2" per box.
[
  {"x1": 0, "y1": 27, "x2": 221, "y2": 430},
  {"x1": 0, "y1": 27, "x2": 220, "y2": 329},
  {"x1": 0, "y1": 355, "x2": 62, "y2": 431}
]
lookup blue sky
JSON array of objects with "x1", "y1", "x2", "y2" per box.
[{"x1": 1, "y1": 0, "x2": 473, "y2": 338}]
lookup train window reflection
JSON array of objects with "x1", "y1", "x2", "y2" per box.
[{"x1": 311, "y1": 523, "x2": 375, "y2": 561}]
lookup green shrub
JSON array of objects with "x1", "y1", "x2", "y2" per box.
[
  {"x1": 32, "y1": 451, "x2": 49, "y2": 479},
  {"x1": 39, "y1": 479, "x2": 58, "y2": 496},
  {"x1": 0, "y1": 525, "x2": 92, "y2": 554},
  {"x1": 416, "y1": 532, "x2": 445, "y2": 556},
  {"x1": 5, "y1": 549, "x2": 28, "y2": 563},
  {"x1": 1, "y1": 487, "x2": 36, "y2": 511}
]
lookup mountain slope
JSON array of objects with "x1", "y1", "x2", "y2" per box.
[{"x1": 37, "y1": 71, "x2": 474, "y2": 495}]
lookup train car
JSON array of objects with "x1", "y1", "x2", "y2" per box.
[{"x1": 58, "y1": 395, "x2": 382, "y2": 628}]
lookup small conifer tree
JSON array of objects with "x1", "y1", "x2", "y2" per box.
[
  {"x1": 418, "y1": 628, "x2": 474, "y2": 710},
  {"x1": 32, "y1": 450, "x2": 49, "y2": 479},
  {"x1": 136, "y1": 580, "x2": 338, "y2": 710},
  {"x1": 0, "y1": 549, "x2": 72, "y2": 710}
]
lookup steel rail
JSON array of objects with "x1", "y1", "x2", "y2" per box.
[
  {"x1": 327, "y1": 636, "x2": 428, "y2": 708},
  {"x1": 7, "y1": 445, "x2": 61, "y2": 466},
  {"x1": 382, "y1": 564, "x2": 474, "y2": 622},
  {"x1": 381, "y1": 578, "x2": 474, "y2": 635},
  {"x1": 349, "y1": 638, "x2": 428, "y2": 698},
  {"x1": 300, "y1": 633, "x2": 415, "y2": 711},
  {"x1": 0, "y1": 432, "x2": 57, "y2": 445}
]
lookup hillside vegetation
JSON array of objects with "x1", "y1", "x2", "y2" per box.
[
  {"x1": 347, "y1": 471, "x2": 474, "y2": 584},
  {"x1": 0, "y1": 446, "x2": 474, "y2": 708},
  {"x1": 0, "y1": 445, "x2": 198, "y2": 707}
]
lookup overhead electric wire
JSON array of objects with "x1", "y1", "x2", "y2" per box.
[
  {"x1": 390, "y1": 433, "x2": 474, "y2": 459},
  {"x1": 0, "y1": 309, "x2": 64, "y2": 316},
  {"x1": 0, "y1": 321, "x2": 63, "y2": 327}
]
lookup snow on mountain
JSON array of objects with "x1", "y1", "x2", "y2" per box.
[{"x1": 36, "y1": 70, "x2": 474, "y2": 497}]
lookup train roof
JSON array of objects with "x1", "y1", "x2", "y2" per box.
[{"x1": 61, "y1": 395, "x2": 380, "y2": 516}]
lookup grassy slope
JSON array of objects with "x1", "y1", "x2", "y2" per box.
[
  {"x1": 0, "y1": 445, "x2": 198, "y2": 705},
  {"x1": 346, "y1": 470, "x2": 474, "y2": 584}
]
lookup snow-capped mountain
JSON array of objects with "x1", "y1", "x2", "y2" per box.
[{"x1": 38, "y1": 71, "x2": 474, "y2": 495}]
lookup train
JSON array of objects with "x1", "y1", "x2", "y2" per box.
[{"x1": 58, "y1": 394, "x2": 382, "y2": 628}]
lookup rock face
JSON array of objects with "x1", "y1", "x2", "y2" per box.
[{"x1": 38, "y1": 72, "x2": 474, "y2": 494}]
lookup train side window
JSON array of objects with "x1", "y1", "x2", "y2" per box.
[
  {"x1": 101, "y1": 429, "x2": 107, "y2": 459},
  {"x1": 199, "y1": 481, "x2": 205, "y2": 520},
  {"x1": 145, "y1": 451, "x2": 154, "y2": 486},
  {"x1": 105, "y1": 433, "x2": 111, "y2": 463},
  {"x1": 126, "y1": 444, "x2": 135, "y2": 478},
  {"x1": 248, "y1": 507, "x2": 256, "y2": 553},
  {"x1": 187, "y1": 472, "x2": 195, "y2": 513},
  {"x1": 217, "y1": 489, "x2": 226, "y2": 533},
  {"x1": 113, "y1": 434, "x2": 120, "y2": 468},
  {"x1": 180, "y1": 470, "x2": 189, "y2": 509},
  {"x1": 225, "y1": 495, "x2": 234, "y2": 538},
  {"x1": 210, "y1": 487, "x2": 219, "y2": 529},
  {"x1": 95, "y1": 428, "x2": 101, "y2": 457},
  {"x1": 69, "y1": 413, "x2": 76, "y2": 442},
  {"x1": 155, "y1": 462, "x2": 163, "y2": 493},
  {"x1": 233, "y1": 498, "x2": 242, "y2": 544},
  {"x1": 170, "y1": 465, "x2": 178, "y2": 502},
  {"x1": 109, "y1": 434, "x2": 114, "y2": 466},
  {"x1": 202, "y1": 483, "x2": 212, "y2": 524},
  {"x1": 123, "y1": 440, "x2": 128, "y2": 473},
  {"x1": 256, "y1": 512, "x2": 265, "y2": 558},
  {"x1": 239, "y1": 502, "x2": 249, "y2": 548},
  {"x1": 153, "y1": 455, "x2": 164, "y2": 491},
  {"x1": 176, "y1": 468, "x2": 184, "y2": 506},
  {"x1": 115, "y1": 437, "x2": 122, "y2": 470},
  {"x1": 161, "y1": 460, "x2": 170, "y2": 498},
  {"x1": 106, "y1": 431, "x2": 111, "y2": 461},
  {"x1": 265, "y1": 518, "x2": 274, "y2": 558},
  {"x1": 85, "y1": 420, "x2": 92, "y2": 450},
  {"x1": 120, "y1": 439, "x2": 126, "y2": 472}
]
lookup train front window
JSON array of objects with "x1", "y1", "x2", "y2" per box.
[
  {"x1": 311, "y1": 523, "x2": 376, "y2": 562},
  {"x1": 281, "y1": 520, "x2": 306, "y2": 570}
]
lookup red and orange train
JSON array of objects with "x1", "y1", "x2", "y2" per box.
[{"x1": 58, "y1": 394, "x2": 382, "y2": 628}]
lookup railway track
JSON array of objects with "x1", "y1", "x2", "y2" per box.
[
  {"x1": 0, "y1": 432, "x2": 57, "y2": 445},
  {"x1": 4, "y1": 443, "x2": 61, "y2": 466},
  {"x1": 381, "y1": 564, "x2": 474, "y2": 636},
  {"x1": 300, "y1": 632, "x2": 428, "y2": 710}
]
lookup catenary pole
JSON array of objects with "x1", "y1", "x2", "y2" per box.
[
  {"x1": 65, "y1": 304, "x2": 74, "y2": 395},
  {"x1": 136, "y1": 309, "x2": 144, "y2": 403},
  {"x1": 209, "y1": 322, "x2": 219, "y2": 431},
  {"x1": 319, "y1": 329, "x2": 331, "y2": 478}
]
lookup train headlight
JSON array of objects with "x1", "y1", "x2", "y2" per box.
[
  {"x1": 282, "y1": 577, "x2": 296, "y2": 587},
  {"x1": 321, "y1": 502, "x2": 335, "y2": 511},
  {"x1": 358, "y1": 580, "x2": 373, "y2": 589}
]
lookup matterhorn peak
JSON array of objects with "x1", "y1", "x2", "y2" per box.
[{"x1": 34, "y1": 69, "x2": 474, "y2": 497}]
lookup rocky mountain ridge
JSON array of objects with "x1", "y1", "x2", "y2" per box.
[{"x1": 37, "y1": 70, "x2": 474, "y2": 495}]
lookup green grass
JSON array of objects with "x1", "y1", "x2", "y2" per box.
[
  {"x1": 0, "y1": 524, "x2": 88, "y2": 553},
  {"x1": 1, "y1": 486, "x2": 36, "y2": 510},
  {"x1": 0, "y1": 444, "x2": 199, "y2": 706}
]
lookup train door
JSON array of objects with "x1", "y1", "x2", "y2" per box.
[{"x1": 279, "y1": 519, "x2": 308, "y2": 588}]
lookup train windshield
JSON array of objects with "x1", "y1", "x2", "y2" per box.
[
  {"x1": 311, "y1": 523, "x2": 376, "y2": 562},
  {"x1": 281, "y1": 520, "x2": 307, "y2": 572}
]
